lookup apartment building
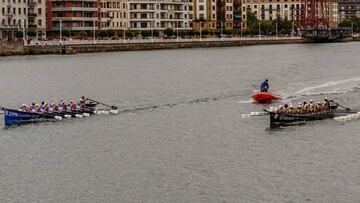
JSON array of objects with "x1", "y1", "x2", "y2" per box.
[
  {"x1": 242, "y1": 0, "x2": 302, "y2": 29},
  {"x1": 216, "y1": 0, "x2": 233, "y2": 29},
  {"x1": 329, "y1": 0, "x2": 339, "y2": 28},
  {"x1": 233, "y1": 0, "x2": 242, "y2": 29},
  {"x1": 338, "y1": 0, "x2": 360, "y2": 20},
  {"x1": 127, "y1": 0, "x2": 193, "y2": 31},
  {"x1": 0, "y1": 0, "x2": 46, "y2": 40},
  {"x1": 100, "y1": 0, "x2": 128, "y2": 30},
  {"x1": 46, "y1": 0, "x2": 99, "y2": 33},
  {"x1": 193, "y1": 0, "x2": 216, "y2": 30}
]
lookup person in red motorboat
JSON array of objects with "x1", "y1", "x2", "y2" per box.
[{"x1": 260, "y1": 79, "x2": 269, "y2": 92}]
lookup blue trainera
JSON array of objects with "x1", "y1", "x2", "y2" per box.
[{"x1": 2, "y1": 108, "x2": 56, "y2": 126}]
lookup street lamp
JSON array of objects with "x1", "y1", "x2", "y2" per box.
[
  {"x1": 240, "y1": 21, "x2": 242, "y2": 39},
  {"x1": 176, "y1": 21, "x2": 179, "y2": 42},
  {"x1": 258, "y1": 22, "x2": 261, "y2": 39},
  {"x1": 22, "y1": 19, "x2": 26, "y2": 45},
  {"x1": 151, "y1": 21, "x2": 154, "y2": 43},
  {"x1": 276, "y1": 22, "x2": 278, "y2": 39},
  {"x1": 123, "y1": 21, "x2": 126, "y2": 43},
  {"x1": 221, "y1": 21, "x2": 223, "y2": 40},
  {"x1": 59, "y1": 20, "x2": 62, "y2": 43},
  {"x1": 93, "y1": 20, "x2": 96, "y2": 44},
  {"x1": 200, "y1": 22, "x2": 202, "y2": 41}
]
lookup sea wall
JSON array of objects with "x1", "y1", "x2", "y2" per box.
[{"x1": 1, "y1": 37, "x2": 355, "y2": 56}]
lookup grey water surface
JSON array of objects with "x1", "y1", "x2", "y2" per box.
[{"x1": 0, "y1": 42, "x2": 360, "y2": 202}]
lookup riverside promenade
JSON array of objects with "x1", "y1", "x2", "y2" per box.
[{"x1": 0, "y1": 36, "x2": 320, "y2": 56}]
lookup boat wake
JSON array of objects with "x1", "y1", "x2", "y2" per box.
[
  {"x1": 285, "y1": 76, "x2": 360, "y2": 100},
  {"x1": 119, "y1": 92, "x2": 242, "y2": 114},
  {"x1": 334, "y1": 112, "x2": 360, "y2": 122}
]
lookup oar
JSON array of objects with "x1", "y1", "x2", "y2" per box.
[
  {"x1": 332, "y1": 101, "x2": 351, "y2": 111},
  {"x1": 85, "y1": 97, "x2": 118, "y2": 109},
  {"x1": 35, "y1": 112, "x2": 63, "y2": 120}
]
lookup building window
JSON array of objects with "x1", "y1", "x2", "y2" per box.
[
  {"x1": 38, "y1": 8, "x2": 41, "y2": 14},
  {"x1": 18, "y1": 7, "x2": 21, "y2": 14},
  {"x1": 38, "y1": 19, "x2": 42, "y2": 26},
  {"x1": 199, "y1": 5, "x2": 204, "y2": 10}
]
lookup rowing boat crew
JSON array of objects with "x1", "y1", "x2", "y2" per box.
[
  {"x1": 271, "y1": 97, "x2": 337, "y2": 114},
  {"x1": 18, "y1": 98, "x2": 86, "y2": 113}
]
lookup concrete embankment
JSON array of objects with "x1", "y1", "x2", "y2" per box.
[{"x1": 0, "y1": 38, "x2": 325, "y2": 56}]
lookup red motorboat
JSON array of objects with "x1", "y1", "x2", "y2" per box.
[{"x1": 252, "y1": 92, "x2": 282, "y2": 102}]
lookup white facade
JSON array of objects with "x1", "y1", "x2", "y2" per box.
[
  {"x1": 100, "y1": 0, "x2": 128, "y2": 30},
  {"x1": 242, "y1": 0, "x2": 302, "y2": 22},
  {"x1": 127, "y1": 0, "x2": 193, "y2": 31},
  {"x1": 0, "y1": 0, "x2": 46, "y2": 40}
]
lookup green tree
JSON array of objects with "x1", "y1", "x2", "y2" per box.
[
  {"x1": 15, "y1": 31, "x2": 23, "y2": 38},
  {"x1": 202, "y1": 29, "x2": 209, "y2": 37},
  {"x1": 27, "y1": 29, "x2": 37, "y2": 37},
  {"x1": 98, "y1": 30, "x2": 108, "y2": 38},
  {"x1": 141, "y1": 30, "x2": 151, "y2": 37},
  {"x1": 260, "y1": 20, "x2": 273, "y2": 35},
  {"x1": 125, "y1": 30, "x2": 133, "y2": 38},
  {"x1": 107, "y1": 29, "x2": 115, "y2": 37},
  {"x1": 62, "y1": 29, "x2": 70, "y2": 37},
  {"x1": 78, "y1": 31, "x2": 88, "y2": 39},
  {"x1": 164, "y1": 28, "x2": 174, "y2": 37}
]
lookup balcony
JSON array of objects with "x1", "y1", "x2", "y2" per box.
[
  {"x1": 52, "y1": 17, "x2": 98, "y2": 21},
  {"x1": 51, "y1": 0, "x2": 96, "y2": 1},
  {"x1": 28, "y1": 1, "x2": 37, "y2": 7},
  {"x1": 51, "y1": 26, "x2": 95, "y2": 31},
  {"x1": 28, "y1": 13, "x2": 37, "y2": 17},
  {"x1": 52, "y1": 7, "x2": 97, "y2": 12}
]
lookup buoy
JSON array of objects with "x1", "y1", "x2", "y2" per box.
[
  {"x1": 110, "y1": 109, "x2": 119, "y2": 115},
  {"x1": 75, "y1": 114, "x2": 83, "y2": 118},
  {"x1": 82, "y1": 113, "x2": 90, "y2": 117}
]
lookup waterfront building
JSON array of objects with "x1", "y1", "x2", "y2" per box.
[
  {"x1": 127, "y1": 0, "x2": 193, "y2": 32},
  {"x1": 0, "y1": 0, "x2": 46, "y2": 40},
  {"x1": 329, "y1": 0, "x2": 339, "y2": 28},
  {"x1": 233, "y1": 0, "x2": 242, "y2": 29},
  {"x1": 192, "y1": 0, "x2": 216, "y2": 30},
  {"x1": 216, "y1": 0, "x2": 233, "y2": 30},
  {"x1": 46, "y1": 0, "x2": 99, "y2": 34},
  {"x1": 241, "y1": 0, "x2": 302, "y2": 30},
  {"x1": 338, "y1": 0, "x2": 360, "y2": 20},
  {"x1": 242, "y1": 0, "x2": 340, "y2": 30},
  {"x1": 100, "y1": 0, "x2": 128, "y2": 31}
]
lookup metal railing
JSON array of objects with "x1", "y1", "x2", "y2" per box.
[{"x1": 27, "y1": 36, "x2": 301, "y2": 46}]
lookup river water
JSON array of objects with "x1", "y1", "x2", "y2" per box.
[{"x1": 0, "y1": 42, "x2": 360, "y2": 202}]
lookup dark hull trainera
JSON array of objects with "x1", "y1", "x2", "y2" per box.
[{"x1": 268, "y1": 108, "x2": 353, "y2": 127}]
